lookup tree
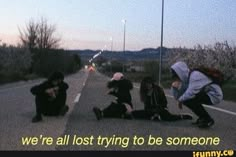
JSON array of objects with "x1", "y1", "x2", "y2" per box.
[
  {"x1": 167, "y1": 41, "x2": 236, "y2": 80},
  {"x1": 19, "y1": 17, "x2": 60, "y2": 51}
]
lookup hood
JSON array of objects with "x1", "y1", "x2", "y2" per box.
[{"x1": 171, "y1": 61, "x2": 190, "y2": 83}]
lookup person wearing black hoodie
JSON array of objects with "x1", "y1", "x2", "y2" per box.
[
  {"x1": 93, "y1": 72, "x2": 133, "y2": 120},
  {"x1": 31, "y1": 71, "x2": 69, "y2": 123}
]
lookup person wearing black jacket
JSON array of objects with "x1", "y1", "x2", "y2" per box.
[
  {"x1": 93, "y1": 72, "x2": 133, "y2": 120},
  {"x1": 132, "y1": 77, "x2": 193, "y2": 121},
  {"x1": 31, "y1": 72, "x2": 69, "y2": 123}
]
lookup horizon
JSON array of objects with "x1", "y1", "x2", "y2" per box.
[{"x1": 0, "y1": 0, "x2": 235, "y2": 51}]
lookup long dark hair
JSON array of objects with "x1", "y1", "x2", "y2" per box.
[{"x1": 140, "y1": 77, "x2": 156, "y2": 102}]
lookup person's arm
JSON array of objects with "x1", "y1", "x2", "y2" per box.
[
  {"x1": 126, "y1": 79, "x2": 133, "y2": 90},
  {"x1": 171, "y1": 81, "x2": 182, "y2": 100},
  {"x1": 58, "y1": 82, "x2": 69, "y2": 91},
  {"x1": 158, "y1": 87, "x2": 168, "y2": 109},
  {"x1": 30, "y1": 82, "x2": 48, "y2": 96},
  {"x1": 107, "y1": 89, "x2": 118, "y2": 97},
  {"x1": 178, "y1": 71, "x2": 212, "y2": 103}
]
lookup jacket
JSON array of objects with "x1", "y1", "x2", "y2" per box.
[
  {"x1": 107, "y1": 79, "x2": 133, "y2": 106},
  {"x1": 171, "y1": 61, "x2": 223, "y2": 105},
  {"x1": 144, "y1": 85, "x2": 168, "y2": 113},
  {"x1": 31, "y1": 81, "x2": 69, "y2": 98}
]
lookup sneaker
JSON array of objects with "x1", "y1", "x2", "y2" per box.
[
  {"x1": 192, "y1": 118, "x2": 203, "y2": 125},
  {"x1": 93, "y1": 107, "x2": 102, "y2": 120},
  {"x1": 151, "y1": 114, "x2": 161, "y2": 121},
  {"x1": 59, "y1": 105, "x2": 69, "y2": 116},
  {"x1": 32, "y1": 115, "x2": 42, "y2": 123},
  {"x1": 181, "y1": 114, "x2": 193, "y2": 120},
  {"x1": 198, "y1": 118, "x2": 215, "y2": 128}
]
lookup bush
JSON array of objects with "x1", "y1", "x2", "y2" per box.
[
  {"x1": 0, "y1": 44, "x2": 82, "y2": 84},
  {"x1": 0, "y1": 45, "x2": 32, "y2": 84}
]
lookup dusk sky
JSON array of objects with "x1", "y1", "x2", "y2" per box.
[{"x1": 0, "y1": 0, "x2": 235, "y2": 50}]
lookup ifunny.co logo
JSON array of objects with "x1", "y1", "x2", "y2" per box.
[{"x1": 193, "y1": 150, "x2": 234, "y2": 157}]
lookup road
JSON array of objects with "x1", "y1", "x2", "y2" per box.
[{"x1": 0, "y1": 70, "x2": 235, "y2": 151}]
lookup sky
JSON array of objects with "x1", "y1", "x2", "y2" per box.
[{"x1": 0, "y1": 0, "x2": 235, "y2": 50}]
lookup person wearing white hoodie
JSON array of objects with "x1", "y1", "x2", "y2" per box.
[{"x1": 170, "y1": 61, "x2": 223, "y2": 128}]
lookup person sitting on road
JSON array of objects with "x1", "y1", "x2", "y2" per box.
[
  {"x1": 31, "y1": 71, "x2": 69, "y2": 123},
  {"x1": 93, "y1": 72, "x2": 133, "y2": 120},
  {"x1": 132, "y1": 76, "x2": 193, "y2": 121},
  {"x1": 170, "y1": 61, "x2": 223, "y2": 128}
]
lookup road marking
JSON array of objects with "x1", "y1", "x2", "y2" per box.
[
  {"x1": 74, "y1": 93, "x2": 81, "y2": 103},
  {"x1": 165, "y1": 94, "x2": 236, "y2": 116},
  {"x1": 202, "y1": 105, "x2": 236, "y2": 116},
  {"x1": 73, "y1": 71, "x2": 89, "y2": 104}
]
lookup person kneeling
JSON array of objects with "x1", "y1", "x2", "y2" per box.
[{"x1": 93, "y1": 72, "x2": 133, "y2": 120}]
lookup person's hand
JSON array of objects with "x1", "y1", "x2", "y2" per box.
[
  {"x1": 172, "y1": 81, "x2": 181, "y2": 88},
  {"x1": 45, "y1": 88, "x2": 56, "y2": 98},
  {"x1": 177, "y1": 101, "x2": 183, "y2": 110},
  {"x1": 54, "y1": 86, "x2": 59, "y2": 91},
  {"x1": 107, "y1": 90, "x2": 113, "y2": 95}
]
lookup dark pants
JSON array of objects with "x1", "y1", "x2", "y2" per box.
[
  {"x1": 132, "y1": 109, "x2": 182, "y2": 121},
  {"x1": 35, "y1": 92, "x2": 67, "y2": 116},
  {"x1": 102, "y1": 102, "x2": 129, "y2": 118},
  {"x1": 183, "y1": 91, "x2": 212, "y2": 119}
]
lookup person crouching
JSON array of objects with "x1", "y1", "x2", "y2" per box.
[{"x1": 31, "y1": 71, "x2": 69, "y2": 123}]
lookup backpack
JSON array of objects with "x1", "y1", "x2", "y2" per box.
[{"x1": 192, "y1": 66, "x2": 224, "y2": 86}]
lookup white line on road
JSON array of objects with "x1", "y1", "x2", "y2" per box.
[
  {"x1": 203, "y1": 105, "x2": 236, "y2": 116},
  {"x1": 74, "y1": 93, "x2": 81, "y2": 103},
  {"x1": 165, "y1": 94, "x2": 236, "y2": 116}
]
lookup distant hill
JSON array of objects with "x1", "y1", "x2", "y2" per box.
[{"x1": 68, "y1": 47, "x2": 170, "y2": 62}]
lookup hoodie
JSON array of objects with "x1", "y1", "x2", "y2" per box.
[
  {"x1": 107, "y1": 79, "x2": 133, "y2": 107},
  {"x1": 171, "y1": 61, "x2": 223, "y2": 105}
]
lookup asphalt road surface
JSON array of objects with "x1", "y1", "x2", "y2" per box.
[{"x1": 0, "y1": 70, "x2": 235, "y2": 151}]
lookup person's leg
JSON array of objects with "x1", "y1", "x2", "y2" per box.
[
  {"x1": 93, "y1": 102, "x2": 127, "y2": 120},
  {"x1": 32, "y1": 96, "x2": 45, "y2": 122},
  {"x1": 53, "y1": 92, "x2": 69, "y2": 116},
  {"x1": 159, "y1": 109, "x2": 192, "y2": 121},
  {"x1": 132, "y1": 110, "x2": 154, "y2": 120},
  {"x1": 102, "y1": 102, "x2": 127, "y2": 118},
  {"x1": 183, "y1": 92, "x2": 214, "y2": 128}
]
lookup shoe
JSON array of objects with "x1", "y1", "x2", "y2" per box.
[
  {"x1": 192, "y1": 118, "x2": 201, "y2": 125},
  {"x1": 151, "y1": 114, "x2": 161, "y2": 121},
  {"x1": 32, "y1": 115, "x2": 42, "y2": 123},
  {"x1": 59, "y1": 105, "x2": 69, "y2": 116},
  {"x1": 181, "y1": 114, "x2": 193, "y2": 120},
  {"x1": 197, "y1": 118, "x2": 215, "y2": 128},
  {"x1": 93, "y1": 107, "x2": 102, "y2": 120}
]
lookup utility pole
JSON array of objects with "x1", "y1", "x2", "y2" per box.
[{"x1": 159, "y1": 0, "x2": 164, "y2": 86}]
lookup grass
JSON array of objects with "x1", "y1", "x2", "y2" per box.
[{"x1": 221, "y1": 80, "x2": 236, "y2": 102}]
